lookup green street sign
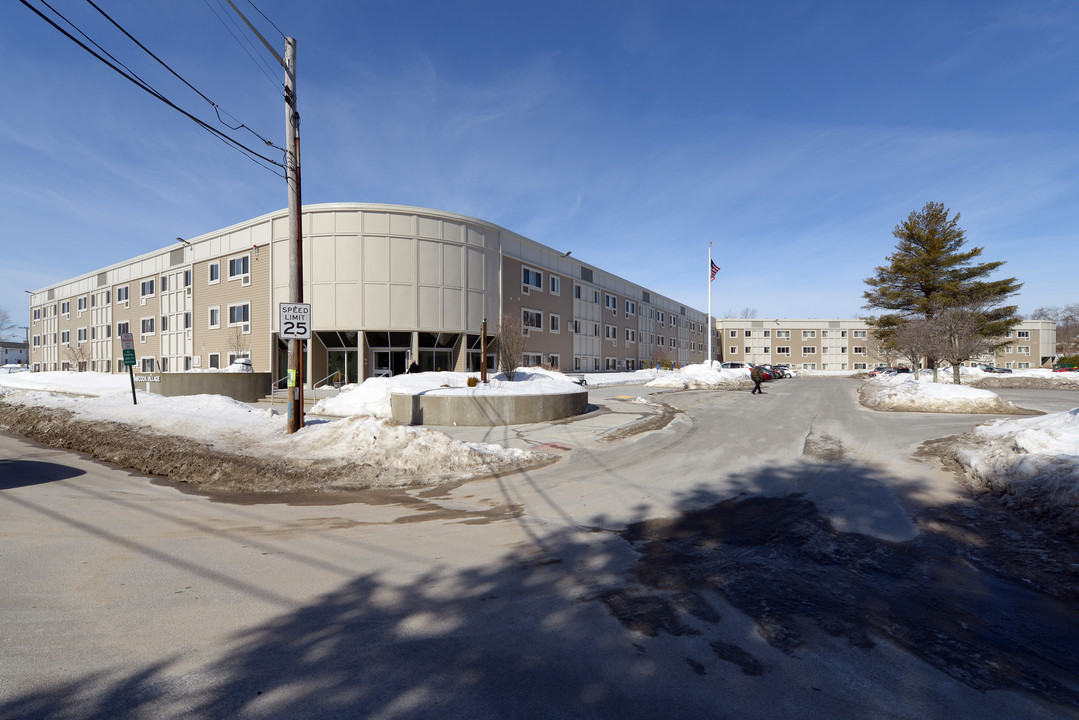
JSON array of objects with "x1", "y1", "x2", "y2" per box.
[{"x1": 123, "y1": 349, "x2": 136, "y2": 366}]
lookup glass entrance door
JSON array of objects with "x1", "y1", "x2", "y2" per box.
[
  {"x1": 327, "y1": 350, "x2": 358, "y2": 385},
  {"x1": 373, "y1": 350, "x2": 408, "y2": 377}
]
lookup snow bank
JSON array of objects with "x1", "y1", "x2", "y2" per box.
[
  {"x1": 311, "y1": 369, "x2": 584, "y2": 418},
  {"x1": 0, "y1": 370, "x2": 129, "y2": 396},
  {"x1": 950, "y1": 408, "x2": 1079, "y2": 535},
  {"x1": 0, "y1": 374, "x2": 538, "y2": 486},
  {"x1": 644, "y1": 362, "x2": 748, "y2": 390},
  {"x1": 860, "y1": 374, "x2": 1020, "y2": 413}
]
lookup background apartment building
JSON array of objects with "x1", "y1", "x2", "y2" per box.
[
  {"x1": 715, "y1": 318, "x2": 1058, "y2": 370},
  {"x1": 27, "y1": 204, "x2": 707, "y2": 384}
]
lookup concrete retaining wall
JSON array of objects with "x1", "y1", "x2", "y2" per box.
[
  {"x1": 391, "y1": 389, "x2": 588, "y2": 426},
  {"x1": 134, "y1": 372, "x2": 274, "y2": 403}
]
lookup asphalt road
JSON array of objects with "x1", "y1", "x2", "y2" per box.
[{"x1": 2, "y1": 378, "x2": 1078, "y2": 720}]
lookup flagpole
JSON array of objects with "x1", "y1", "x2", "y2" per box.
[{"x1": 707, "y1": 242, "x2": 713, "y2": 367}]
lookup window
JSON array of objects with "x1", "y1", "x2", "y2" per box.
[
  {"x1": 33, "y1": 308, "x2": 40, "y2": 320},
  {"x1": 161, "y1": 315, "x2": 169, "y2": 332},
  {"x1": 1017, "y1": 362, "x2": 1031, "y2": 369},
  {"x1": 184, "y1": 312, "x2": 192, "y2": 330},
  {"x1": 840, "y1": 330, "x2": 847, "y2": 338},
  {"x1": 117, "y1": 321, "x2": 129, "y2": 336},
  {"x1": 592, "y1": 290, "x2": 599, "y2": 304},
  {"x1": 574, "y1": 285, "x2": 582, "y2": 300},
  {"x1": 61, "y1": 330, "x2": 70, "y2": 344},
  {"x1": 209, "y1": 263, "x2": 220, "y2": 284},
  {"x1": 184, "y1": 269, "x2": 192, "y2": 287},
  {"x1": 1017, "y1": 331, "x2": 1030, "y2": 338},
  {"x1": 1017, "y1": 346, "x2": 1030, "y2": 355},
  {"x1": 1005, "y1": 346, "x2": 1013, "y2": 354},
  {"x1": 228, "y1": 303, "x2": 250, "y2": 327},
  {"x1": 657, "y1": 335, "x2": 665, "y2": 347},
  {"x1": 658, "y1": 311, "x2": 665, "y2": 324},
  {"x1": 853, "y1": 330, "x2": 867, "y2": 338},
  {"x1": 762, "y1": 346, "x2": 770, "y2": 354},
  {"x1": 802, "y1": 346, "x2": 816, "y2": 356},
  {"x1": 669, "y1": 337, "x2": 675, "y2": 348},
  {"x1": 33, "y1": 335, "x2": 40, "y2": 347},
  {"x1": 802, "y1": 363, "x2": 817, "y2": 370},
  {"x1": 228, "y1": 256, "x2": 250, "y2": 279},
  {"x1": 605, "y1": 358, "x2": 618, "y2": 370},
  {"x1": 160, "y1": 275, "x2": 169, "y2": 292},
  {"x1": 730, "y1": 330, "x2": 737, "y2": 338},
  {"x1": 208, "y1": 353, "x2": 220, "y2": 369},
  {"x1": 523, "y1": 353, "x2": 542, "y2": 366},
  {"x1": 776, "y1": 346, "x2": 791, "y2": 356},
  {"x1": 548, "y1": 354, "x2": 560, "y2": 370},
  {"x1": 625, "y1": 300, "x2": 636, "y2": 317},
  {"x1": 592, "y1": 322, "x2": 599, "y2": 336},
  {"x1": 117, "y1": 286, "x2": 129, "y2": 302},
  {"x1": 745, "y1": 330, "x2": 752, "y2": 337},
  {"x1": 549, "y1": 314, "x2": 560, "y2": 333},
  {"x1": 854, "y1": 363, "x2": 867, "y2": 370},
  {"x1": 141, "y1": 317, "x2": 155, "y2": 335},
  {"x1": 776, "y1": 330, "x2": 790, "y2": 339},
  {"x1": 141, "y1": 357, "x2": 155, "y2": 372},
  {"x1": 605, "y1": 324, "x2": 617, "y2": 340},
  {"x1": 605, "y1": 294, "x2": 617, "y2": 310},
  {"x1": 729, "y1": 346, "x2": 737, "y2": 355},
  {"x1": 61, "y1": 301, "x2": 70, "y2": 315},
  {"x1": 141, "y1": 279, "x2": 155, "y2": 297},
  {"x1": 522, "y1": 267, "x2": 542, "y2": 289},
  {"x1": 523, "y1": 310, "x2": 543, "y2": 330},
  {"x1": 854, "y1": 346, "x2": 866, "y2": 355},
  {"x1": 763, "y1": 330, "x2": 770, "y2": 338},
  {"x1": 550, "y1": 275, "x2": 560, "y2": 295},
  {"x1": 77, "y1": 328, "x2": 87, "y2": 342},
  {"x1": 802, "y1": 330, "x2": 816, "y2": 339},
  {"x1": 209, "y1": 307, "x2": 220, "y2": 328},
  {"x1": 625, "y1": 328, "x2": 636, "y2": 343}
]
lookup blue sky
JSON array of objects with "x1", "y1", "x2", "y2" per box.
[{"x1": 3, "y1": 1, "x2": 1077, "y2": 339}]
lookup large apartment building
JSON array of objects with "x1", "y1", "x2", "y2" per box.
[
  {"x1": 715, "y1": 318, "x2": 1058, "y2": 370},
  {"x1": 26, "y1": 203, "x2": 708, "y2": 383}
]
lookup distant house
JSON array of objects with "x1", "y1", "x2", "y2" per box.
[{"x1": 0, "y1": 340, "x2": 29, "y2": 366}]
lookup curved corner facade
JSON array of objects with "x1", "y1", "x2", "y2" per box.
[{"x1": 26, "y1": 203, "x2": 709, "y2": 384}]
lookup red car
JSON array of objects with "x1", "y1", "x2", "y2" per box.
[{"x1": 1054, "y1": 366, "x2": 1078, "y2": 373}]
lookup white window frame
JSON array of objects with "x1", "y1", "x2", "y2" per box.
[
  {"x1": 802, "y1": 330, "x2": 816, "y2": 339},
  {"x1": 208, "y1": 353, "x2": 220, "y2": 369},
  {"x1": 775, "y1": 346, "x2": 791, "y2": 356},
  {"x1": 853, "y1": 330, "x2": 867, "y2": 338},
  {"x1": 208, "y1": 306, "x2": 221, "y2": 329},
  {"x1": 228, "y1": 302, "x2": 251, "y2": 330},
  {"x1": 522, "y1": 266, "x2": 542, "y2": 291},
  {"x1": 228, "y1": 255, "x2": 251, "y2": 281},
  {"x1": 550, "y1": 275, "x2": 560, "y2": 295},
  {"x1": 140, "y1": 279, "x2": 155, "y2": 298},
  {"x1": 523, "y1": 309, "x2": 543, "y2": 330},
  {"x1": 140, "y1": 317, "x2": 155, "y2": 336},
  {"x1": 209, "y1": 262, "x2": 220, "y2": 285},
  {"x1": 549, "y1": 313, "x2": 560, "y2": 333},
  {"x1": 802, "y1": 346, "x2": 816, "y2": 356}
]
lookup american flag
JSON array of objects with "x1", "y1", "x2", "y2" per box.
[{"x1": 710, "y1": 259, "x2": 720, "y2": 282}]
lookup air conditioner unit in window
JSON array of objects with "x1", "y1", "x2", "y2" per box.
[
  {"x1": 185, "y1": 287, "x2": 192, "y2": 297},
  {"x1": 242, "y1": 324, "x2": 250, "y2": 333},
  {"x1": 241, "y1": 276, "x2": 251, "y2": 287},
  {"x1": 140, "y1": 298, "x2": 146, "y2": 306},
  {"x1": 521, "y1": 286, "x2": 529, "y2": 294}
]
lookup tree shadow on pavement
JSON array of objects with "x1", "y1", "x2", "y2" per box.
[{"x1": 5, "y1": 462, "x2": 1079, "y2": 720}]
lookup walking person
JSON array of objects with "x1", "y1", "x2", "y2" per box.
[{"x1": 750, "y1": 364, "x2": 765, "y2": 394}]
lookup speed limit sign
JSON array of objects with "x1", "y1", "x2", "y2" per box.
[{"x1": 279, "y1": 302, "x2": 312, "y2": 339}]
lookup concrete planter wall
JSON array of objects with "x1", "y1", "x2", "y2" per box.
[
  {"x1": 391, "y1": 389, "x2": 588, "y2": 426},
  {"x1": 135, "y1": 372, "x2": 274, "y2": 403}
]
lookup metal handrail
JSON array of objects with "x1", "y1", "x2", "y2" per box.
[
  {"x1": 313, "y1": 371, "x2": 341, "y2": 389},
  {"x1": 269, "y1": 374, "x2": 288, "y2": 407}
]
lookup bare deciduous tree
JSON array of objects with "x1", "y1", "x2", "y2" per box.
[
  {"x1": 497, "y1": 311, "x2": 528, "y2": 380},
  {"x1": 65, "y1": 343, "x2": 92, "y2": 372},
  {"x1": 891, "y1": 317, "x2": 937, "y2": 375},
  {"x1": 1030, "y1": 304, "x2": 1079, "y2": 356},
  {"x1": 930, "y1": 301, "x2": 998, "y2": 385},
  {"x1": 0, "y1": 307, "x2": 17, "y2": 341},
  {"x1": 739, "y1": 307, "x2": 758, "y2": 319},
  {"x1": 227, "y1": 327, "x2": 251, "y2": 362}
]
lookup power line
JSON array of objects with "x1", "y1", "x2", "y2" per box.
[
  {"x1": 19, "y1": 0, "x2": 285, "y2": 176},
  {"x1": 246, "y1": 0, "x2": 286, "y2": 43},
  {"x1": 203, "y1": 0, "x2": 282, "y2": 91},
  {"x1": 82, "y1": 0, "x2": 284, "y2": 154}
]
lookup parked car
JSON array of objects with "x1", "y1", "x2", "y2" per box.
[
  {"x1": 720, "y1": 362, "x2": 751, "y2": 370},
  {"x1": 1053, "y1": 366, "x2": 1078, "y2": 373},
  {"x1": 982, "y1": 366, "x2": 1013, "y2": 374},
  {"x1": 868, "y1": 366, "x2": 893, "y2": 376}
]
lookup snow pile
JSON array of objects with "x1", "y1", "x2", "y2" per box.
[
  {"x1": 950, "y1": 408, "x2": 1079, "y2": 534},
  {"x1": 0, "y1": 374, "x2": 539, "y2": 488},
  {"x1": 578, "y1": 368, "x2": 663, "y2": 387},
  {"x1": 644, "y1": 362, "x2": 748, "y2": 390},
  {"x1": 860, "y1": 373, "x2": 1020, "y2": 413},
  {"x1": 0, "y1": 370, "x2": 129, "y2": 396},
  {"x1": 311, "y1": 369, "x2": 585, "y2": 418}
]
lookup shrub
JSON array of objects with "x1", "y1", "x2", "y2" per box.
[{"x1": 466, "y1": 376, "x2": 479, "y2": 387}]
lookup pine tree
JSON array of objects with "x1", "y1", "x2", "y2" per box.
[{"x1": 863, "y1": 202, "x2": 1022, "y2": 350}]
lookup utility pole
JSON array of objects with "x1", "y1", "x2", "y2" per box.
[
  {"x1": 223, "y1": 2, "x2": 303, "y2": 432},
  {"x1": 284, "y1": 37, "x2": 304, "y2": 433}
]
